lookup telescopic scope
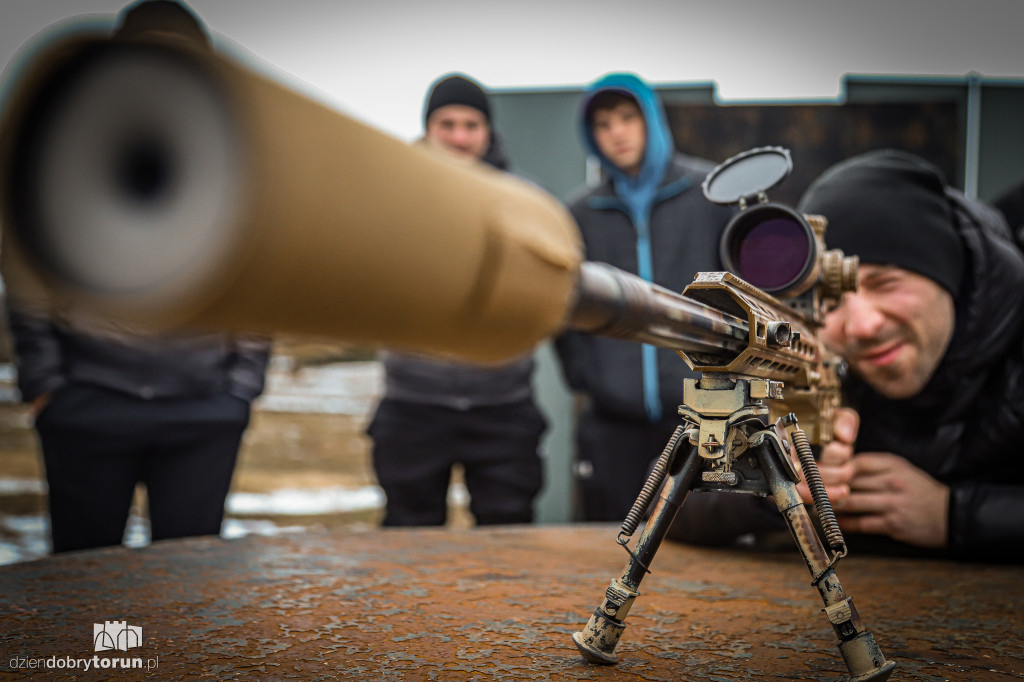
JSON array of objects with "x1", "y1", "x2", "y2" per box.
[{"x1": 704, "y1": 147, "x2": 856, "y2": 305}]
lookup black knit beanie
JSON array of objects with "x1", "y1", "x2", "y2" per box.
[
  {"x1": 797, "y1": 149, "x2": 964, "y2": 298},
  {"x1": 115, "y1": 0, "x2": 210, "y2": 47},
  {"x1": 423, "y1": 74, "x2": 491, "y2": 126}
]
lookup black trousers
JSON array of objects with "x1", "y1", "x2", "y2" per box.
[
  {"x1": 575, "y1": 406, "x2": 684, "y2": 522},
  {"x1": 34, "y1": 384, "x2": 249, "y2": 553},
  {"x1": 369, "y1": 398, "x2": 545, "y2": 526}
]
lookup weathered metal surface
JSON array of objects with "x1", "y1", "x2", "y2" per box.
[{"x1": 1, "y1": 525, "x2": 1022, "y2": 680}]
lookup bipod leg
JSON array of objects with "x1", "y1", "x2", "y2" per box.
[
  {"x1": 754, "y1": 441, "x2": 896, "y2": 681},
  {"x1": 572, "y1": 441, "x2": 703, "y2": 664}
]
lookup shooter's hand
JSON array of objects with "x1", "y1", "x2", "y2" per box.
[
  {"x1": 839, "y1": 452, "x2": 950, "y2": 548},
  {"x1": 796, "y1": 406, "x2": 858, "y2": 506}
]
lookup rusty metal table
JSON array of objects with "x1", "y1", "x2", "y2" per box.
[{"x1": 1, "y1": 525, "x2": 1022, "y2": 680}]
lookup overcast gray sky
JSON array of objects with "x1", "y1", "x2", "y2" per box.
[{"x1": 3, "y1": 0, "x2": 1023, "y2": 141}]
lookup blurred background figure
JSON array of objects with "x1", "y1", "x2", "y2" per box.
[
  {"x1": 367, "y1": 73, "x2": 546, "y2": 526},
  {"x1": 555, "y1": 73, "x2": 735, "y2": 522},
  {"x1": 1, "y1": 0, "x2": 271, "y2": 553}
]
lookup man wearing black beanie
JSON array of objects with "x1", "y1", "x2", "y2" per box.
[
  {"x1": 802, "y1": 150, "x2": 966, "y2": 400},
  {"x1": 367, "y1": 73, "x2": 545, "y2": 527},
  {"x1": 790, "y1": 149, "x2": 1024, "y2": 562},
  {"x1": 419, "y1": 73, "x2": 507, "y2": 169}
]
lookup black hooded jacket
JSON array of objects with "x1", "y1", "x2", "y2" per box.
[
  {"x1": 844, "y1": 189, "x2": 1024, "y2": 562},
  {"x1": 670, "y1": 189, "x2": 1024, "y2": 563}
]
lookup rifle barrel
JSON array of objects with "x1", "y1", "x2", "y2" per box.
[{"x1": 570, "y1": 262, "x2": 749, "y2": 356}]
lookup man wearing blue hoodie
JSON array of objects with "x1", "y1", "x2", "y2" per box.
[{"x1": 556, "y1": 73, "x2": 735, "y2": 521}]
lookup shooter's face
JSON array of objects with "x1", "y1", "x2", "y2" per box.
[
  {"x1": 822, "y1": 264, "x2": 955, "y2": 399},
  {"x1": 425, "y1": 105, "x2": 490, "y2": 161}
]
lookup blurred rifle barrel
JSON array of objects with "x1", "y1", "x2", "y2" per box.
[
  {"x1": 0, "y1": 34, "x2": 584, "y2": 363},
  {"x1": 570, "y1": 262, "x2": 749, "y2": 357},
  {"x1": 0, "y1": 31, "x2": 750, "y2": 370}
]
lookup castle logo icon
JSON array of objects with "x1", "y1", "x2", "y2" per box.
[{"x1": 93, "y1": 621, "x2": 143, "y2": 652}]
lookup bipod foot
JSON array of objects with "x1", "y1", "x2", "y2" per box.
[
  {"x1": 571, "y1": 621, "x2": 619, "y2": 665},
  {"x1": 572, "y1": 578, "x2": 639, "y2": 665},
  {"x1": 840, "y1": 630, "x2": 897, "y2": 681}
]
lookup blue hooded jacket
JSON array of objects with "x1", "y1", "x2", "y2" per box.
[
  {"x1": 579, "y1": 73, "x2": 676, "y2": 421},
  {"x1": 581, "y1": 73, "x2": 676, "y2": 228}
]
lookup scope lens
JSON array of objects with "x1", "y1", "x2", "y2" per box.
[{"x1": 732, "y1": 217, "x2": 811, "y2": 291}]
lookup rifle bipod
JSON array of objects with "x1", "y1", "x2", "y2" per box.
[{"x1": 571, "y1": 377, "x2": 896, "y2": 681}]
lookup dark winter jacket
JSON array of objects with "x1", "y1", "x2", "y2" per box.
[
  {"x1": 555, "y1": 73, "x2": 735, "y2": 422},
  {"x1": 379, "y1": 349, "x2": 534, "y2": 409},
  {"x1": 843, "y1": 190, "x2": 1024, "y2": 562},
  {"x1": 379, "y1": 132, "x2": 536, "y2": 410},
  {"x1": 671, "y1": 189, "x2": 1024, "y2": 563},
  {"x1": 7, "y1": 308, "x2": 270, "y2": 405}
]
